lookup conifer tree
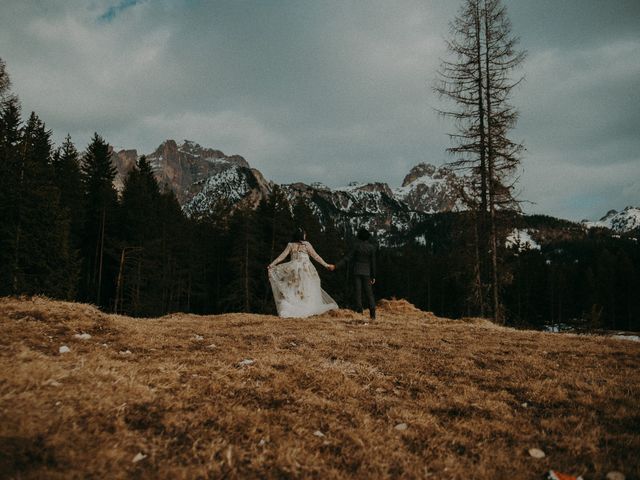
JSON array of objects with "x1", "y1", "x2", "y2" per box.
[
  {"x1": 80, "y1": 133, "x2": 118, "y2": 307},
  {"x1": 52, "y1": 135, "x2": 84, "y2": 249},
  {"x1": 157, "y1": 188, "x2": 191, "y2": 314},
  {"x1": 0, "y1": 95, "x2": 22, "y2": 294},
  {"x1": 120, "y1": 155, "x2": 161, "y2": 242},
  {"x1": 188, "y1": 201, "x2": 231, "y2": 313},
  {"x1": 292, "y1": 199, "x2": 324, "y2": 250},
  {"x1": 0, "y1": 58, "x2": 11, "y2": 102},
  {"x1": 436, "y1": 0, "x2": 525, "y2": 321},
  {"x1": 256, "y1": 185, "x2": 296, "y2": 311},
  {"x1": 116, "y1": 155, "x2": 186, "y2": 316},
  {"x1": 224, "y1": 206, "x2": 262, "y2": 312},
  {"x1": 8, "y1": 112, "x2": 75, "y2": 296}
]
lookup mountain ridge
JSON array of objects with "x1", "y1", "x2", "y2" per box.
[
  {"x1": 582, "y1": 206, "x2": 640, "y2": 234},
  {"x1": 111, "y1": 139, "x2": 462, "y2": 241},
  {"x1": 110, "y1": 139, "x2": 639, "y2": 238}
]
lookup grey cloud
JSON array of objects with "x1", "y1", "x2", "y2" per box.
[{"x1": 1, "y1": 0, "x2": 638, "y2": 221}]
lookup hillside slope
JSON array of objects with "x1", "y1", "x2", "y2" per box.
[{"x1": 0, "y1": 297, "x2": 638, "y2": 479}]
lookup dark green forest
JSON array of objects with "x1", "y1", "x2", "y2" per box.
[{"x1": 1, "y1": 66, "x2": 638, "y2": 331}]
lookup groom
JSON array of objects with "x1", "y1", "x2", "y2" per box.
[{"x1": 335, "y1": 228, "x2": 377, "y2": 320}]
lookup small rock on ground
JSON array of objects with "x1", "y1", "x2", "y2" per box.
[
  {"x1": 132, "y1": 452, "x2": 146, "y2": 463},
  {"x1": 606, "y1": 472, "x2": 625, "y2": 480},
  {"x1": 528, "y1": 448, "x2": 546, "y2": 459}
]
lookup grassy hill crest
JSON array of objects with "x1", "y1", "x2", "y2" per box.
[{"x1": 1, "y1": 296, "x2": 638, "y2": 479}]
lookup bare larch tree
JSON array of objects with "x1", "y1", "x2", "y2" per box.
[{"x1": 436, "y1": 0, "x2": 526, "y2": 321}]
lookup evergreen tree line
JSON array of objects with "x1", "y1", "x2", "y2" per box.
[
  {"x1": 0, "y1": 108, "x2": 305, "y2": 315},
  {"x1": 381, "y1": 214, "x2": 640, "y2": 331},
  {"x1": 0, "y1": 78, "x2": 347, "y2": 316},
  {"x1": 1, "y1": 59, "x2": 638, "y2": 330}
]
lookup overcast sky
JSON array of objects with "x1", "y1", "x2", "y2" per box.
[{"x1": 1, "y1": 0, "x2": 639, "y2": 221}]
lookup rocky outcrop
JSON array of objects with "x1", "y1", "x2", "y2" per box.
[
  {"x1": 394, "y1": 163, "x2": 461, "y2": 213},
  {"x1": 146, "y1": 140, "x2": 252, "y2": 204},
  {"x1": 110, "y1": 139, "x2": 463, "y2": 242},
  {"x1": 182, "y1": 164, "x2": 273, "y2": 217},
  {"x1": 112, "y1": 148, "x2": 138, "y2": 191},
  {"x1": 111, "y1": 139, "x2": 252, "y2": 204},
  {"x1": 582, "y1": 206, "x2": 640, "y2": 234}
]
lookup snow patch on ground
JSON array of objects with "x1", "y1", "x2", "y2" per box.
[
  {"x1": 610, "y1": 334, "x2": 640, "y2": 342},
  {"x1": 506, "y1": 229, "x2": 541, "y2": 251}
]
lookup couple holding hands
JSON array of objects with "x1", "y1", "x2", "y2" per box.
[{"x1": 267, "y1": 227, "x2": 376, "y2": 320}]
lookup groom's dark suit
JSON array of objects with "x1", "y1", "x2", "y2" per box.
[{"x1": 337, "y1": 238, "x2": 377, "y2": 319}]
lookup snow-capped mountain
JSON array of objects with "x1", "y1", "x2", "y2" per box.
[
  {"x1": 111, "y1": 140, "x2": 461, "y2": 238},
  {"x1": 280, "y1": 180, "x2": 420, "y2": 241},
  {"x1": 582, "y1": 206, "x2": 640, "y2": 234},
  {"x1": 110, "y1": 139, "x2": 639, "y2": 244},
  {"x1": 112, "y1": 139, "x2": 252, "y2": 204},
  {"x1": 394, "y1": 163, "x2": 462, "y2": 213},
  {"x1": 183, "y1": 164, "x2": 272, "y2": 217}
]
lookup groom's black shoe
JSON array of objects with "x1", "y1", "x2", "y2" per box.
[{"x1": 369, "y1": 308, "x2": 376, "y2": 321}]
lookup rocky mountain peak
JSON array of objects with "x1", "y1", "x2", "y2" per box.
[
  {"x1": 110, "y1": 139, "x2": 466, "y2": 242},
  {"x1": 395, "y1": 163, "x2": 460, "y2": 214},
  {"x1": 401, "y1": 163, "x2": 444, "y2": 187},
  {"x1": 345, "y1": 182, "x2": 394, "y2": 197},
  {"x1": 601, "y1": 209, "x2": 619, "y2": 220},
  {"x1": 112, "y1": 148, "x2": 138, "y2": 191},
  {"x1": 111, "y1": 139, "x2": 255, "y2": 204},
  {"x1": 163, "y1": 139, "x2": 178, "y2": 151},
  {"x1": 583, "y1": 206, "x2": 640, "y2": 233}
]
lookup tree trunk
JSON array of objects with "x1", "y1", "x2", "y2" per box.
[
  {"x1": 134, "y1": 256, "x2": 141, "y2": 314},
  {"x1": 12, "y1": 142, "x2": 27, "y2": 293},
  {"x1": 483, "y1": 0, "x2": 500, "y2": 322},
  {"x1": 243, "y1": 236, "x2": 249, "y2": 312},
  {"x1": 115, "y1": 247, "x2": 126, "y2": 314},
  {"x1": 96, "y1": 208, "x2": 106, "y2": 306},
  {"x1": 473, "y1": 212, "x2": 486, "y2": 317}
]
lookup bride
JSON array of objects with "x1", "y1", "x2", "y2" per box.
[{"x1": 267, "y1": 228, "x2": 338, "y2": 318}]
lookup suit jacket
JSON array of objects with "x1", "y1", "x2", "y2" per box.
[{"x1": 337, "y1": 239, "x2": 376, "y2": 278}]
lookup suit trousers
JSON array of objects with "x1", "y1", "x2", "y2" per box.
[{"x1": 353, "y1": 275, "x2": 375, "y2": 314}]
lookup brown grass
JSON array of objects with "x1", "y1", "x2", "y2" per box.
[{"x1": 0, "y1": 296, "x2": 638, "y2": 479}]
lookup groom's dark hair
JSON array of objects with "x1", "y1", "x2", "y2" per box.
[
  {"x1": 357, "y1": 228, "x2": 371, "y2": 241},
  {"x1": 292, "y1": 227, "x2": 306, "y2": 242}
]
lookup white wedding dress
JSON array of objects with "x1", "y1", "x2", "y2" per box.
[{"x1": 268, "y1": 241, "x2": 338, "y2": 318}]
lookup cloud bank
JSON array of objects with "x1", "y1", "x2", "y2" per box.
[{"x1": 1, "y1": 0, "x2": 638, "y2": 220}]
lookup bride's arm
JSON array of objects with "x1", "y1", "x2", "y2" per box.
[
  {"x1": 268, "y1": 243, "x2": 291, "y2": 268},
  {"x1": 304, "y1": 242, "x2": 330, "y2": 269}
]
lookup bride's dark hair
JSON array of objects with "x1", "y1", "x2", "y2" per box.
[
  {"x1": 357, "y1": 228, "x2": 371, "y2": 241},
  {"x1": 292, "y1": 227, "x2": 306, "y2": 242}
]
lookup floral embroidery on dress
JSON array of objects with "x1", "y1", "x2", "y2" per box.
[{"x1": 268, "y1": 241, "x2": 337, "y2": 318}]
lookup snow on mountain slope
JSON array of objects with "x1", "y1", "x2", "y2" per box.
[
  {"x1": 112, "y1": 138, "x2": 459, "y2": 228},
  {"x1": 393, "y1": 163, "x2": 462, "y2": 213},
  {"x1": 112, "y1": 139, "x2": 251, "y2": 204},
  {"x1": 582, "y1": 206, "x2": 640, "y2": 233},
  {"x1": 111, "y1": 139, "x2": 637, "y2": 245},
  {"x1": 280, "y1": 180, "x2": 420, "y2": 245},
  {"x1": 183, "y1": 163, "x2": 272, "y2": 217},
  {"x1": 506, "y1": 229, "x2": 541, "y2": 251}
]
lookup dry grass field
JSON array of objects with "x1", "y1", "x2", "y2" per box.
[{"x1": 0, "y1": 296, "x2": 638, "y2": 479}]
